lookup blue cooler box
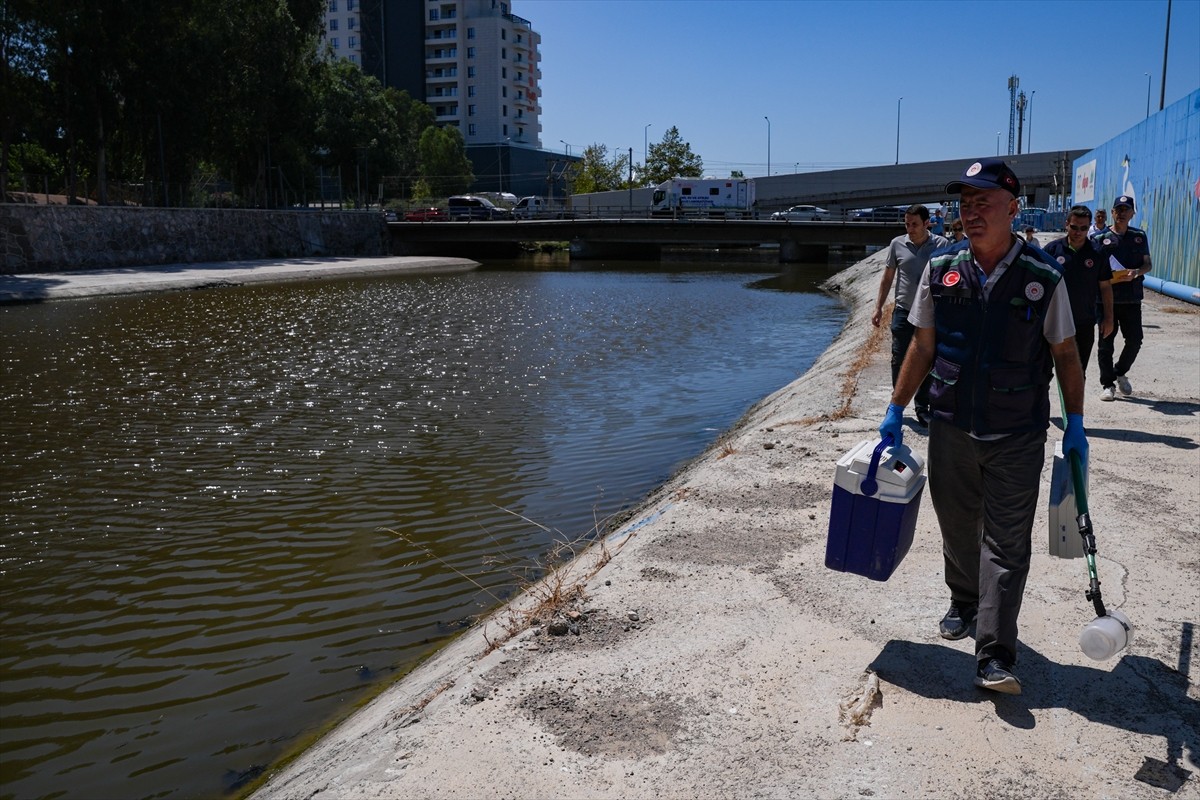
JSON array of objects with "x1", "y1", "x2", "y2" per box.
[{"x1": 826, "y1": 437, "x2": 926, "y2": 581}]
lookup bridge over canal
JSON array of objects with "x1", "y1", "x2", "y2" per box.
[{"x1": 388, "y1": 218, "x2": 901, "y2": 263}]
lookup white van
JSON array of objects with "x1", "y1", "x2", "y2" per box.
[{"x1": 512, "y1": 196, "x2": 570, "y2": 219}]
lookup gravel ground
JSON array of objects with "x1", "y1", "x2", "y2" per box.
[{"x1": 251, "y1": 249, "x2": 1200, "y2": 800}]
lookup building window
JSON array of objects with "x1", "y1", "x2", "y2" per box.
[
  {"x1": 502, "y1": 105, "x2": 507, "y2": 117},
  {"x1": 501, "y1": 29, "x2": 506, "y2": 40},
  {"x1": 348, "y1": 35, "x2": 357, "y2": 48},
  {"x1": 349, "y1": 54, "x2": 358, "y2": 63},
  {"x1": 467, "y1": 47, "x2": 475, "y2": 58},
  {"x1": 501, "y1": 67, "x2": 507, "y2": 78},
  {"x1": 503, "y1": 124, "x2": 508, "y2": 136},
  {"x1": 429, "y1": 9, "x2": 439, "y2": 20},
  {"x1": 501, "y1": 47, "x2": 506, "y2": 59},
  {"x1": 347, "y1": 16, "x2": 356, "y2": 29},
  {"x1": 467, "y1": 66, "x2": 476, "y2": 77},
  {"x1": 467, "y1": 85, "x2": 476, "y2": 97},
  {"x1": 330, "y1": 37, "x2": 339, "y2": 48},
  {"x1": 468, "y1": 124, "x2": 477, "y2": 136},
  {"x1": 328, "y1": 0, "x2": 337, "y2": 10},
  {"x1": 501, "y1": 86, "x2": 507, "y2": 97},
  {"x1": 328, "y1": 18, "x2": 338, "y2": 30},
  {"x1": 468, "y1": 104, "x2": 476, "y2": 116},
  {"x1": 346, "y1": 0, "x2": 355, "y2": 8},
  {"x1": 467, "y1": 27, "x2": 475, "y2": 39}
]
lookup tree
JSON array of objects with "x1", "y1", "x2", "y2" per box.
[
  {"x1": 417, "y1": 125, "x2": 473, "y2": 197},
  {"x1": 568, "y1": 143, "x2": 628, "y2": 193},
  {"x1": 644, "y1": 126, "x2": 702, "y2": 185}
]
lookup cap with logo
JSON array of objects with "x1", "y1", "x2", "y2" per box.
[
  {"x1": 1113, "y1": 194, "x2": 1136, "y2": 212},
  {"x1": 945, "y1": 158, "x2": 1021, "y2": 198}
]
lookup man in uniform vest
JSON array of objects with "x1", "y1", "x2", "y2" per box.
[
  {"x1": 1092, "y1": 195, "x2": 1153, "y2": 401},
  {"x1": 1043, "y1": 205, "x2": 1114, "y2": 378},
  {"x1": 880, "y1": 158, "x2": 1088, "y2": 695}
]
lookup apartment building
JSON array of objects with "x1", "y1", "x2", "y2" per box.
[{"x1": 323, "y1": 0, "x2": 542, "y2": 149}]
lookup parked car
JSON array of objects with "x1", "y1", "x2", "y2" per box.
[
  {"x1": 382, "y1": 209, "x2": 399, "y2": 222},
  {"x1": 403, "y1": 207, "x2": 447, "y2": 222},
  {"x1": 447, "y1": 195, "x2": 512, "y2": 220},
  {"x1": 770, "y1": 204, "x2": 831, "y2": 221},
  {"x1": 512, "y1": 196, "x2": 573, "y2": 219}
]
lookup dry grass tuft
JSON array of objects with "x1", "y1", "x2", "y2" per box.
[
  {"x1": 716, "y1": 438, "x2": 738, "y2": 459},
  {"x1": 386, "y1": 506, "x2": 616, "y2": 654}
]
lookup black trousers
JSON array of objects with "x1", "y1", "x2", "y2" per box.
[
  {"x1": 928, "y1": 421, "x2": 1046, "y2": 667},
  {"x1": 1098, "y1": 303, "x2": 1143, "y2": 387},
  {"x1": 890, "y1": 307, "x2": 931, "y2": 412}
]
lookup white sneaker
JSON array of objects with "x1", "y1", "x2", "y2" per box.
[
  {"x1": 1116, "y1": 375, "x2": 1132, "y2": 395},
  {"x1": 1100, "y1": 386, "x2": 1116, "y2": 402}
]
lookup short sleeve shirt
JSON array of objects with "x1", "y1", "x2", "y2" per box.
[
  {"x1": 884, "y1": 232, "x2": 950, "y2": 311},
  {"x1": 1091, "y1": 226, "x2": 1151, "y2": 303},
  {"x1": 909, "y1": 236, "x2": 1075, "y2": 344},
  {"x1": 1042, "y1": 237, "x2": 1112, "y2": 324}
]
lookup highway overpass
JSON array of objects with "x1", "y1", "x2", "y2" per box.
[{"x1": 568, "y1": 150, "x2": 1088, "y2": 216}]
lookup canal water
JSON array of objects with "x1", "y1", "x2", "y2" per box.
[{"x1": 0, "y1": 252, "x2": 851, "y2": 799}]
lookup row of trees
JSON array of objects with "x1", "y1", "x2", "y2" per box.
[
  {"x1": 1, "y1": 1, "x2": 712, "y2": 206},
  {"x1": 569, "y1": 126, "x2": 706, "y2": 193},
  {"x1": 1, "y1": 0, "x2": 474, "y2": 206}
]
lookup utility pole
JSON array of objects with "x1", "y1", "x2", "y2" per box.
[
  {"x1": 1007, "y1": 75, "x2": 1019, "y2": 156},
  {"x1": 1160, "y1": 0, "x2": 1172, "y2": 110}
]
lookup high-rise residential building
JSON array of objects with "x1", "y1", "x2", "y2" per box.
[{"x1": 323, "y1": 0, "x2": 555, "y2": 196}]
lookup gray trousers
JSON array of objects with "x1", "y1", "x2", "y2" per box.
[{"x1": 927, "y1": 420, "x2": 1046, "y2": 666}]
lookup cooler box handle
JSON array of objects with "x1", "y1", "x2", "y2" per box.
[{"x1": 860, "y1": 434, "x2": 893, "y2": 497}]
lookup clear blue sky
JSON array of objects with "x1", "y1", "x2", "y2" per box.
[{"x1": 522, "y1": 0, "x2": 1200, "y2": 175}]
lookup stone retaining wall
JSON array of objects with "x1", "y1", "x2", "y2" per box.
[{"x1": 0, "y1": 205, "x2": 388, "y2": 274}]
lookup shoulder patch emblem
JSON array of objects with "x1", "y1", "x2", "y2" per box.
[
  {"x1": 1085, "y1": 259, "x2": 1094, "y2": 268},
  {"x1": 1025, "y1": 282, "x2": 1045, "y2": 302},
  {"x1": 1056, "y1": 256, "x2": 1066, "y2": 264},
  {"x1": 1103, "y1": 238, "x2": 1113, "y2": 247},
  {"x1": 1136, "y1": 236, "x2": 1144, "y2": 243},
  {"x1": 943, "y1": 270, "x2": 961, "y2": 287}
]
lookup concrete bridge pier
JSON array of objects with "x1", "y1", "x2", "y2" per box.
[{"x1": 779, "y1": 237, "x2": 829, "y2": 264}]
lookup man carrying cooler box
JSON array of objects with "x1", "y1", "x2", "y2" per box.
[{"x1": 879, "y1": 158, "x2": 1089, "y2": 695}]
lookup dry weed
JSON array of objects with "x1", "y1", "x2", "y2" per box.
[{"x1": 385, "y1": 506, "x2": 617, "y2": 653}]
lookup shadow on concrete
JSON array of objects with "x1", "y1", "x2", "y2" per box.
[{"x1": 869, "y1": 629, "x2": 1198, "y2": 791}]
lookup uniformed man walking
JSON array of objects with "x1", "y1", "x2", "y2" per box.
[{"x1": 880, "y1": 158, "x2": 1089, "y2": 695}]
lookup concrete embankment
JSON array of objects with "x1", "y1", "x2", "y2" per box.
[
  {"x1": 250, "y1": 249, "x2": 1200, "y2": 799},
  {"x1": 0, "y1": 256, "x2": 479, "y2": 303}
]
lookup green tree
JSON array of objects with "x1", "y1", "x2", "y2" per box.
[
  {"x1": 568, "y1": 143, "x2": 628, "y2": 193},
  {"x1": 644, "y1": 126, "x2": 702, "y2": 185},
  {"x1": 313, "y1": 58, "x2": 404, "y2": 206},
  {"x1": 418, "y1": 125, "x2": 473, "y2": 197},
  {"x1": 385, "y1": 87, "x2": 436, "y2": 195}
]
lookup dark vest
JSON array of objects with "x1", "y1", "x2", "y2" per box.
[{"x1": 926, "y1": 241, "x2": 1062, "y2": 435}]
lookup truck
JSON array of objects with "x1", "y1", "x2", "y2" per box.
[{"x1": 650, "y1": 178, "x2": 756, "y2": 217}]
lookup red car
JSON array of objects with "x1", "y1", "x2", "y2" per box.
[{"x1": 403, "y1": 207, "x2": 447, "y2": 222}]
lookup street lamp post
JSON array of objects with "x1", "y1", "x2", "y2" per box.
[
  {"x1": 643, "y1": 123, "x2": 652, "y2": 164},
  {"x1": 1144, "y1": 72, "x2": 1152, "y2": 117},
  {"x1": 764, "y1": 116, "x2": 770, "y2": 177},
  {"x1": 895, "y1": 97, "x2": 903, "y2": 165},
  {"x1": 996, "y1": 132, "x2": 1001, "y2": 156},
  {"x1": 559, "y1": 139, "x2": 571, "y2": 157}
]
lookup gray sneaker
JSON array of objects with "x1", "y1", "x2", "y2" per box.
[
  {"x1": 1116, "y1": 375, "x2": 1132, "y2": 395},
  {"x1": 1100, "y1": 386, "x2": 1116, "y2": 402},
  {"x1": 974, "y1": 658, "x2": 1022, "y2": 694}
]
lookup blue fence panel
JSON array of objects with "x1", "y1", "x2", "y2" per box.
[{"x1": 1073, "y1": 88, "x2": 1200, "y2": 298}]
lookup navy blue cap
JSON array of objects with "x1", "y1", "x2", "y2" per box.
[
  {"x1": 1113, "y1": 194, "x2": 1135, "y2": 211},
  {"x1": 945, "y1": 158, "x2": 1021, "y2": 198}
]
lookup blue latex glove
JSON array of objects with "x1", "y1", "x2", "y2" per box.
[
  {"x1": 1063, "y1": 413, "x2": 1089, "y2": 472},
  {"x1": 879, "y1": 403, "x2": 904, "y2": 450}
]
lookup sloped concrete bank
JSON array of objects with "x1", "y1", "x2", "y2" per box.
[{"x1": 251, "y1": 249, "x2": 1199, "y2": 800}]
